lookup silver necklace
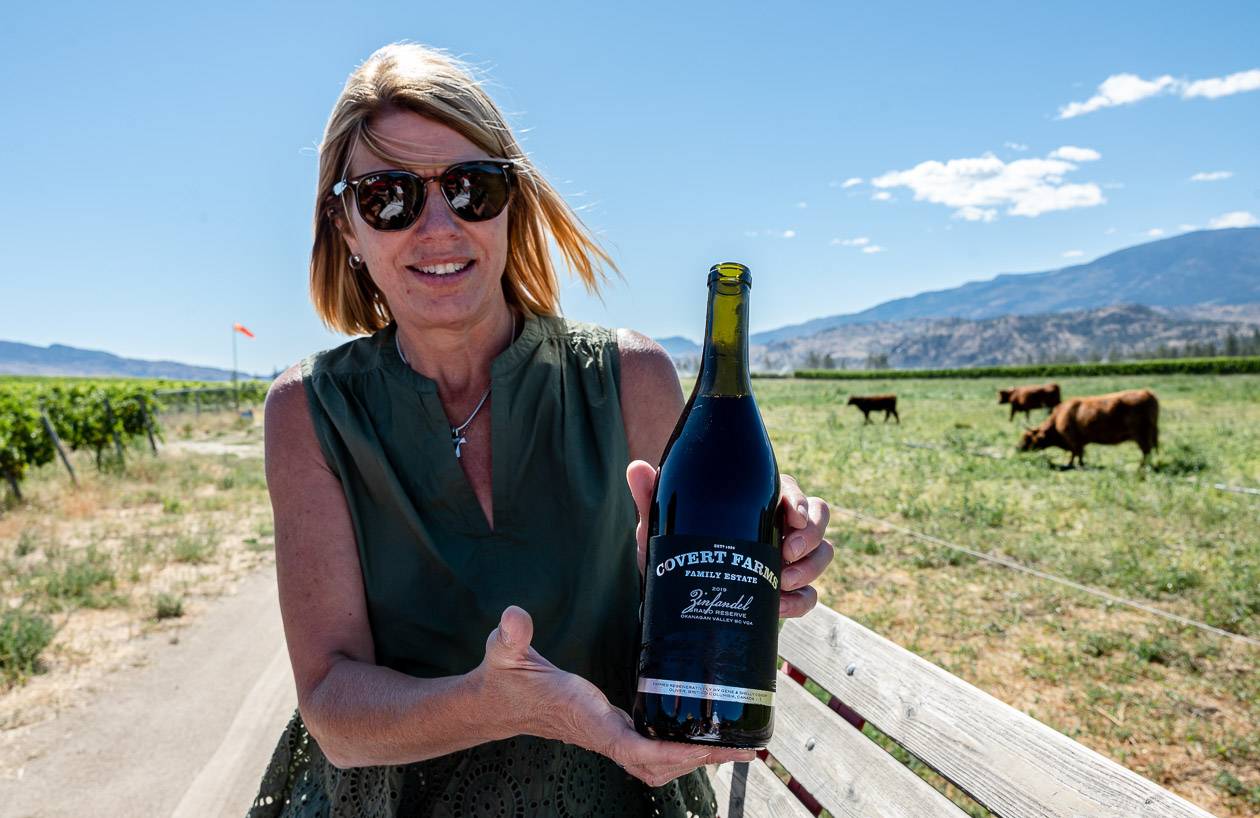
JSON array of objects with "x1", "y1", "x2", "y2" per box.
[{"x1": 395, "y1": 312, "x2": 515, "y2": 459}]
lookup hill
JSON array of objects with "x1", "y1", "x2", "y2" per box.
[
  {"x1": 756, "y1": 304, "x2": 1260, "y2": 370},
  {"x1": 0, "y1": 340, "x2": 261, "y2": 380},
  {"x1": 752, "y1": 227, "x2": 1260, "y2": 345}
]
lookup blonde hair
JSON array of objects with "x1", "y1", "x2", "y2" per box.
[{"x1": 311, "y1": 43, "x2": 615, "y2": 335}]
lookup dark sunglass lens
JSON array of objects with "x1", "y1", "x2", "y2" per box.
[
  {"x1": 441, "y1": 163, "x2": 511, "y2": 222},
  {"x1": 357, "y1": 172, "x2": 422, "y2": 230}
]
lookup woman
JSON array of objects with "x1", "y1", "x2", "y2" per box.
[{"x1": 249, "y1": 43, "x2": 834, "y2": 818}]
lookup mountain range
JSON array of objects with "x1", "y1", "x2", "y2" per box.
[
  {"x1": 749, "y1": 226, "x2": 1260, "y2": 345},
  {"x1": 0, "y1": 341, "x2": 263, "y2": 381},
  {"x1": 669, "y1": 227, "x2": 1260, "y2": 370},
  {"x1": 753, "y1": 304, "x2": 1260, "y2": 370}
]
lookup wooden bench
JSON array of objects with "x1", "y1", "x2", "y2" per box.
[{"x1": 707, "y1": 603, "x2": 1218, "y2": 818}]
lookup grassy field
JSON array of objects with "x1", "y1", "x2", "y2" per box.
[{"x1": 755, "y1": 373, "x2": 1260, "y2": 817}]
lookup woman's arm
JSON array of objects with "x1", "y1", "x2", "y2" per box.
[
  {"x1": 615, "y1": 329, "x2": 685, "y2": 464},
  {"x1": 265, "y1": 365, "x2": 497, "y2": 768}
]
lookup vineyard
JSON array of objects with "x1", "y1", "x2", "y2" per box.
[{"x1": 0, "y1": 377, "x2": 270, "y2": 499}]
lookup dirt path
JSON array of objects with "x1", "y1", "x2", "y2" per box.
[
  {"x1": 0, "y1": 565, "x2": 295, "y2": 818},
  {"x1": 160, "y1": 439, "x2": 265, "y2": 458}
]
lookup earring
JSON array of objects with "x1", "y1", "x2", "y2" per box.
[{"x1": 348, "y1": 254, "x2": 364, "y2": 270}]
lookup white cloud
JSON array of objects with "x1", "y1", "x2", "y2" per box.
[
  {"x1": 1105, "y1": 227, "x2": 1118, "y2": 235},
  {"x1": 1182, "y1": 69, "x2": 1260, "y2": 99},
  {"x1": 1147, "y1": 228, "x2": 1166, "y2": 237},
  {"x1": 1004, "y1": 142, "x2": 1029, "y2": 152},
  {"x1": 1049, "y1": 146, "x2": 1101, "y2": 162},
  {"x1": 782, "y1": 230, "x2": 796, "y2": 239},
  {"x1": 871, "y1": 149, "x2": 1104, "y2": 220},
  {"x1": 871, "y1": 191, "x2": 893, "y2": 201},
  {"x1": 832, "y1": 236, "x2": 871, "y2": 247},
  {"x1": 1177, "y1": 224, "x2": 1198, "y2": 232},
  {"x1": 841, "y1": 177, "x2": 863, "y2": 188},
  {"x1": 796, "y1": 201, "x2": 808, "y2": 208},
  {"x1": 955, "y1": 206, "x2": 998, "y2": 222},
  {"x1": 1190, "y1": 171, "x2": 1233, "y2": 182},
  {"x1": 1063, "y1": 250, "x2": 1085, "y2": 258},
  {"x1": 1058, "y1": 69, "x2": 1260, "y2": 118},
  {"x1": 1209, "y1": 211, "x2": 1259, "y2": 229},
  {"x1": 862, "y1": 245, "x2": 885, "y2": 254},
  {"x1": 1058, "y1": 73, "x2": 1177, "y2": 118}
]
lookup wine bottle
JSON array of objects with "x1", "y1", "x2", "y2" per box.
[{"x1": 632, "y1": 262, "x2": 782, "y2": 747}]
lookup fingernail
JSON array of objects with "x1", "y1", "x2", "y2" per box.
[
  {"x1": 797, "y1": 501, "x2": 809, "y2": 518},
  {"x1": 786, "y1": 534, "x2": 805, "y2": 562}
]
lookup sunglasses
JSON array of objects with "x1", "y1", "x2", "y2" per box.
[{"x1": 332, "y1": 160, "x2": 515, "y2": 231}]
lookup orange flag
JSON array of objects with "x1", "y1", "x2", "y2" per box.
[{"x1": 233, "y1": 323, "x2": 256, "y2": 339}]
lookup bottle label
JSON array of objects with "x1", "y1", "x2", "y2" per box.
[
  {"x1": 639, "y1": 534, "x2": 782, "y2": 700},
  {"x1": 637, "y1": 677, "x2": 775, "y2": 706}
]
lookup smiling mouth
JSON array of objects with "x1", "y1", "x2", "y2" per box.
[{"x1": 407, "y1": 260, "x2": 473, "y2": 277}]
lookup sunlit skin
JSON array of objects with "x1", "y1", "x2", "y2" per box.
[{"x1": 336, "y1": 107, "x2": 513, "y2": 400}]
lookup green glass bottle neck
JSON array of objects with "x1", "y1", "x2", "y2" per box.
[{"x1": 696, "y1": 279, "x2": 752, "y2": 396}]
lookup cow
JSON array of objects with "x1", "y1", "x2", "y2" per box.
[
  {"x1": 1018, "y1": 389, "x2": 1159, "y2": 468},
  {"x1": 998, "y1": 383, "x2": 1062, "y2": 421},
  {"x1": 847, "y1": 394, "x2": 899, "y2": 424}
]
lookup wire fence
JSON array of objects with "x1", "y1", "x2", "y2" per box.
[{"x1": 834, "y1": 504, "x2": 1260, "y2": 649}]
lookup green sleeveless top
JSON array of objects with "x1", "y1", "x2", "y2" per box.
[{"x1": 248, "y1": 314, "x2": 716, "y2": 818}]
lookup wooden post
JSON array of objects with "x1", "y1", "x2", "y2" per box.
[
  {"x1": 39, "y1": 406, "x2": 78, "y2": 486},
  {"x1": 102, "y1": 396, "x2": 126, "y2": 463},
  {"x1": 138, "y1": 399, "x2": 158, "y2": 455},
  {"x1": 195, "y1": 390, "x2": 201, "y2": 416},
  {"x1": 5, "y1": 475, "x2": 20, "y2": 501},
  {"x1": 233, "y1": 329, "x2": 240, "y2": 413}
]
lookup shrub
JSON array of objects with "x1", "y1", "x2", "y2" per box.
[{"x1": 0, "y1": 608, "x2": 55, "y2": 685}]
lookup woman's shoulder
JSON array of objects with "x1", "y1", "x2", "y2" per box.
[
  {"x1": 535, "y1": 315, "x2": 665, "y2": 361},
  {"x1": 265, "y1": 329, "x2": 391, "y2": 432},
  {"x1": 301, "y1": 329, "x2": 392, "y2": 382}
]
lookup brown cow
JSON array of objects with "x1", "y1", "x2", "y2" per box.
[
  {"x1": 847, "y1": 394, "x2": 899, "y2": 424},
  {"x1": 998, "y1": 383, "x2": 1061, "y2": 421},
  {"x1": 1018, "y1": 389, "x2": 1159, "y2": 468}
]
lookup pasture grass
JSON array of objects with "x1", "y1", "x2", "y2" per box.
[{"x1": 755, "y1": 373, "x2": 1260, "y2": 817}]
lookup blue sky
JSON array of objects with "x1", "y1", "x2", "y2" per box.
[{"x1": 2, "y1": 1, "x2": 1258, "y2": 374}]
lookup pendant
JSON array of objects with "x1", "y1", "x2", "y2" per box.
[{"x1": 452, "y1": 428, "x2": 467, "y2": 459}]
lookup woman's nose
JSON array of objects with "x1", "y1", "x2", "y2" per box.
[{"x1": 411, "y1": 178, "x2": 460, "y2": 237}]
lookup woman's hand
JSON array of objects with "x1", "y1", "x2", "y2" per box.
[
  {"x1": 626, "y1": 462, "x2": 833, "y2": 619},
  {"x1": 775, "y1": 474, "x2": 833, "y2": 618},
  {"x1": 469, "y1": 606, "x2": 756, "y2": 787}
]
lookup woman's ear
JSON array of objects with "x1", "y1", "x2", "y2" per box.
[{"x1": 325, "y1": 195, "x2": 361, "y2": 258}]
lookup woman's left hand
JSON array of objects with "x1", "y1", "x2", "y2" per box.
[
  {"x1": 626, "y1": 463, "x2": 833, "y2": 619},
  {"x1": 775, "y1": 474, "x2": 832, "y2": 618}
]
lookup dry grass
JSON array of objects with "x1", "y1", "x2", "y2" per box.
[{"x1": 0, "y1": 409, "x2": 273, "y2": 735}]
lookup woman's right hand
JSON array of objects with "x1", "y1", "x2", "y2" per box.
[{"x1": 469, "y1": 605, "x2": 756, "y2": 788}]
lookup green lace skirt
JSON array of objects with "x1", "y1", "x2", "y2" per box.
[{"x1": 247, "y1": 710, "x2": 717, "y2": 818}]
